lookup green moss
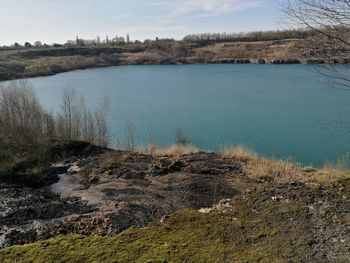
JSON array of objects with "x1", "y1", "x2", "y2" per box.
[{"x1": 0, "y1": 204, "x2": 313, "y2": 263}]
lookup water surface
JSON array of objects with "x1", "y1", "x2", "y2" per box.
[{"x1": 13, "y1": 64, "x2": 350, "y2": 166}]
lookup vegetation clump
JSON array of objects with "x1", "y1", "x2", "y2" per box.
[{"x1": 0, "y1": 81, "x2": 109, "y2": 186}]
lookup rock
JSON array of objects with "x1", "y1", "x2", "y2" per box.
[
  {"x1": 210, "y1": 59, "x2": 251, "y2": 64},
  {"x1": 160, "y1": 215, "x2": 171, "y2": 223},
  {"x1": 307, "y1": 59, "x2": 326, "y2": 64},
  {"x1": 68, "y1": 165, "x2": 81, "y2": 174},
  {"x1": 88, "y1": 174, "x2": 99, "y2": 184},
  {"x1": 271, "y1": 59, "x2": 301, "y2": 64},
  {"x1": 303, "y1": 167, "x2": 317, "y2": 173},
  {"x1": 199, "y1": 199, "x2": 234, "y2": 214},
  {"x1": 0, "y1": 183, "x2": 94, "y2": 246},
  {"x1": 120, "y1": 171, "x2": 145, "y2": 180},
  {"x1": 51, "y1": 163, "x2": 68, "y2": 174},
  {"x1": 198, "y1": 208, "x2": 213, "y2": 213},
  {"x1": 168, "y1": 160, "x2": 184, "y2": 172}
]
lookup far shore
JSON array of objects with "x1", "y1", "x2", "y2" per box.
[{"x1": 1, "y1": 39, "x2": 347, "y2": 81}]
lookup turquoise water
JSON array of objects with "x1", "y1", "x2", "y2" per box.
[{"x1": 12, "y1": 64, "x2": 350, "y2": 166}]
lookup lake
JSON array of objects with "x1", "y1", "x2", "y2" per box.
[{"x1": 10, "y1": 64, "x2": 350, "y2": 166}]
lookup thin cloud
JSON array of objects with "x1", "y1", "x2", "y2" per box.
[{"x1": 156, "y1": 0, "x2": 262, "y2": 17}]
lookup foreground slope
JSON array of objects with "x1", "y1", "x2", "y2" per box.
[
  {"x1": 1, "y1": 174, "x2": 350, "y2": 262},
  {"x1": 1, "y1": 140, "x2": 350, "y2": 262}
]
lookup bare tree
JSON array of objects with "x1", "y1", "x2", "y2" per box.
[
  {"x1": 284, "y1": 0, "x2": 350, "y2": 88},
  {"x1": 94, "y1": 97, "x2": 109, "y2": 147},
  {"x1": 58, "y1": 88, "x2": 109, "y2": 146},
  {"x1": 60, "y1": 88, "x2": 73, "y2": 139},
  {"x1": 0, "y1": 81, "x2": 110, "y2": 147}
]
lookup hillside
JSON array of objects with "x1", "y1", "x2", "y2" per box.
[
  {"x1": 0, "y1": 38, "x2": 346, "y2": 81},
  {"x1": 0, "y1": 139, "x2": 349, "y2": 262}
]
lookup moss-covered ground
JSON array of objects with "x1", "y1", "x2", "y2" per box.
[{"x1": 0, "y1": 197, "x2": 313, "y2": 263}]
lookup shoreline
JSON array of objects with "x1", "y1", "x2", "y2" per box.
[{"x1": 0, "y1": 58, "x2": 341, "y2": 82}]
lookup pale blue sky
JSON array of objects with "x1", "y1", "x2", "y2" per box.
[{"x1": 0, "y1": 0, "x2": 284, "y2": 45}]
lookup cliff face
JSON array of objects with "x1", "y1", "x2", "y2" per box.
[{"x1": 0, "y1": 39, "x2": 347, "y2": 81}]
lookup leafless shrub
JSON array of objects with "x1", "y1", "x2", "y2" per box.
[
  {"x1": 0, "y1": 80, "x2": 49, "y2": 141},
  {"x1": 0, "y1": 81, "x2": 109, "y2": 147},
  {"x1": 56, "y1": 88, "x2": 109, "y2": 146},
  {"x1": 141, "y1": 180, "x2": 191, "y2": 225},
  {"x1": 160, "y1": 181, "x2": 191, "y2": 215},
  {"x1": 95, "y1": 97, "x2": 109, "y2": 147},
  {"x1": 125, "y1": 121, "x2": 135, "y2": 151}
]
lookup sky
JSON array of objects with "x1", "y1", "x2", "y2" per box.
[{"x1": 0, "y1": 0, "x2": 284, "y2": 45}]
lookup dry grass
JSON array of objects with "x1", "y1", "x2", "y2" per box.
[
  {"x1": 123, "y1": 51, "x2": 166, "y2": 64},
  {"x1": 221, "y1": 145, "x2": 258, "y2": 161},
  {"x1": 142, "y1": 143, "x2": 199, "y2": 157},
  {"x1": 102, "y1": 151, "x2": 137, "y2": 169},
  {"x1": 192, "y1": 40, "x2": 306, "y2": 61},
  {"x1": 244, "y1": 158, "x2": 305, "y2": 182},
  {"x1": 221, "y1": 145, "x2": 350, "y2": 183},
  {"x1": 246, "y1": 157, "x2": 350, "y2": 183}
]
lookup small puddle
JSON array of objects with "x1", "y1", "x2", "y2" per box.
[
  {"x1": 46, "y1": 173, "x2": 110, "y2": 208},
  {"x1": 47, "y1": 174, "x2": 82, "y2": 194}
]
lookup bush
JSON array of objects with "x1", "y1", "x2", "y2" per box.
[
  {"x1": 0, "y1": 81, "x2": 110, "y2": 186},
  {"x1": 0, "y1": 81, "x2": 109, "y2": 147}
]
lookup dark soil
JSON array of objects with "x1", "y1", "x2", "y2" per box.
[{"x1": 0, "y1": 145, "x2": 349, "y2": 261}]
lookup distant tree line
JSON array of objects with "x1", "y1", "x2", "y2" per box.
[
  {"x1": 0, "y1": 29, "x2": 317, "y2": 51},
  {"x1": 183, "y1": 29, "x2": 313, "y2": 43}
]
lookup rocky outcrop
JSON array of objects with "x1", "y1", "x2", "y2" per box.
[
  {"x1": 0, "y1": 183, "x2": 94, "y2": 247},
  {"x1": 271, "y1": 59, "x2": 301, "y2": 64},
  {"x1": 210, "y1": 59, "x2": 251, "y2": 64}
]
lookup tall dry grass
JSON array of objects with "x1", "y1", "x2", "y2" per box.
[
  {"x1": 143, "y1": 143, "x2": 199, "y2": 156},
  {"x1": 221, "y1": 145, "x2": 350, "y2": 183},
  {"x1": 221, "y1": 145, "x2": 258, "y2": 161}
]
